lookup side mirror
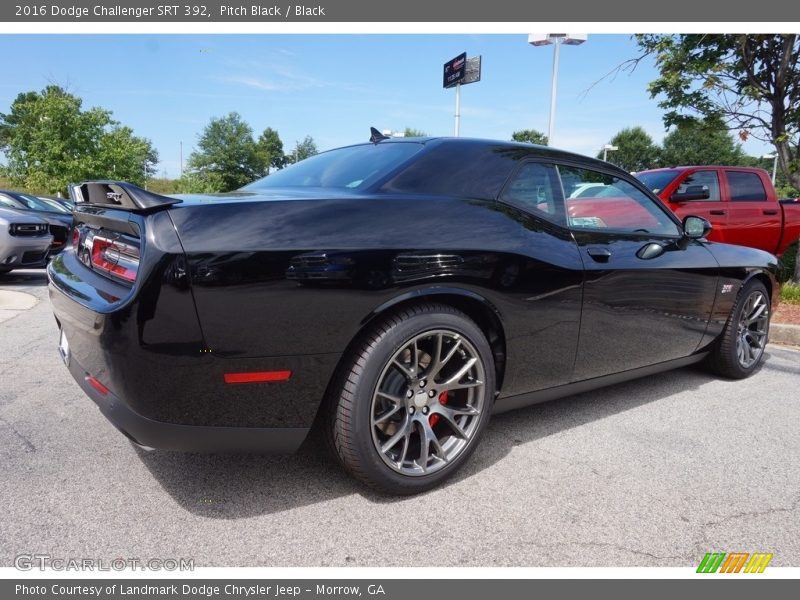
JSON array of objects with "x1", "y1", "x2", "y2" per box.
[
  {"x1": 670, "y1": 184, "x2": 710, "y2": 202},
  {"x1": 683, "y1": 215, "x2": 712, "y2": 239}
]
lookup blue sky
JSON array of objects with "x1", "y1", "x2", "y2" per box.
[{"x1": 0, "y1": 34, "x2": 771, "y2": 177}]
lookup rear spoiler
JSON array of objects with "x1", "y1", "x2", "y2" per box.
[{"x1": 68, "y1": 181, "x2": 181, "y2": 212}]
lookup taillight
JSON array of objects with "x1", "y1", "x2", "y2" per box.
[
  {"x1": 71, "y1": 227, "x2": 80, "y2": 250},
  {"x1": 90, "y1": 236, "x2": 139, "y2": 284}
]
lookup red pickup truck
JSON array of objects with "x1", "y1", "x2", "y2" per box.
[{"x1": 635, "y1": 166, "x2": 800, "y2": 257}]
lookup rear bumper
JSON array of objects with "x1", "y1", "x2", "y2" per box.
[{"x1": 66, "y1": 351, "x2": 309, "y2": 453}]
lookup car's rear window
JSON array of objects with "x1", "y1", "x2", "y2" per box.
[
  {"x1": 381, "y1": 143, "x2": 516, "y2": 200},
  {"x1": 243, "y1": 142, "x2": 424, "y2": 191}
]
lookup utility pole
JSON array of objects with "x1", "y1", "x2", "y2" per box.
[
  {"x1": 454, "y1": 83, "x2": 461, "y2": 137},
  {"x1": 443, "y1": 53, "x2": 480, "y2": 138}
]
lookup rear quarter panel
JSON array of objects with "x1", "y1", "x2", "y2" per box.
[{"x1": 167, "y1": 195, "x2": 586, "y2": 399}]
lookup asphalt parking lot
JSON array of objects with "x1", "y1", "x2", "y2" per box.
[{"x1": 1, "y1": 269, "x2": 799, "y2": 568}]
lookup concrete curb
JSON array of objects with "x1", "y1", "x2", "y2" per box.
[
  {"x1": 771, "y1": 323, "x2": 800, "y2": 347},
  {"x1": 0, "y1": 290, "x2": 38, "y2": 324}
]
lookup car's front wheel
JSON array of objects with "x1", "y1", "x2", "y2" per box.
[
  {"x1": 326, "y1": 303, "x2": 496, "y2": 495},
  {"x1": 706, "y1": 278, "x2": 771, "y2": 379}
]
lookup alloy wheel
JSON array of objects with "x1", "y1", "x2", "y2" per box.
[
  {"x1": 369, "y1": 329, "x2": 486, "y2": 476},
  {"x1": 735, "y1": 289, "x2": 769, "y2": 369}
]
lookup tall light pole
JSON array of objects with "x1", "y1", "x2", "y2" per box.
[
  {"x1": 603, "y1": 143, "x2": 618, "y2": 162},
  {"x1": 763, "y1": 153, "x2": 778, "y2": 184},
  {"x1": 528, "y1": 34, "x2": 587, "y2": 147}
]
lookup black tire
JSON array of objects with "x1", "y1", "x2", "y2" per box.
[
  {"x1": 706, "y1": 278, "x2": 771, "y2": 379},
  {"x1": 326, "y1": 303, "x2": 496, "y2": 495}
]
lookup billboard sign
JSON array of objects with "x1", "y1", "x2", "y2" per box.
[
  {"x1": 443, "y1": 52, "x2": 467, "y2": 88},
  {"x1": 463, "y1": 56, "x2": 481, "y2": 84}
]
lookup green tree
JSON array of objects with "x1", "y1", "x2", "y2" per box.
[
  {"x1": 511, "y1": 129, "x2": 548, "y2": 145},
  {"x1": 403, "y1": 127, "x2": 427, "y2": 137},
  {"x1": 660, "y1": 119, "x2": 746, "y2": 167},
  {"x1": 257, "y1": 127, "x2": 286, "y2": 172},
  {"x1": 597, "y1": 126, "x2": 660, "y2": 172},
  {"x1": 95, "y1": 125, "x2": 159, "y2": 185},
  {"x1": 186, "y1": 112, "x2": 265, "y2": 192},
  {"x1": 0, "y1": 85, "x2": 157, "y2": 193},
  {"x1": 173, "y1": 172, "x2": 219, "y2": 194},
  {"x1": 287, "y1": 136, "x2": 319, "y2": 164},
  {"x1": 636, "y1": 34, "x2": 800, "y2": 280},
  {"x1": 636, "y1": 35, "x2": 800, "y2": 186}
]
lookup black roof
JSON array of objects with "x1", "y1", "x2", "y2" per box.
[{"x1": 354, "y1": 136, "x2": 629, "y2": 177}]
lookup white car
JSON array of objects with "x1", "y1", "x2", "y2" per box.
[{"x1": 0, "y1": 207, "x2": 53, "y2": 274}]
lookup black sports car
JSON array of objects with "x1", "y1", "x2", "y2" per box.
[{"x1": 48, "y1": 137, "x2": 778, "y2": 494}]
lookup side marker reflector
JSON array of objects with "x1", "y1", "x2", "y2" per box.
[
  {"x1": 85, "y1": 375, "x2": 110, "y2": 396},
  {"x1": 224, "y1": 370, "x2": 292, "y2": 384}
]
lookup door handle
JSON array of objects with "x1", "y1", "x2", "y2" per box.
[
  {"x1": 709, "y1": 209, "x2": 726, "y2": 215},
  {"x1": 586, "y1": 246, "x2": 612, "y2": 262},
  {"x1": 763, "y1": 209, "x2": 779, "y2": 215}
]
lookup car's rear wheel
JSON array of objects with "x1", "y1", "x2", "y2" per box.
[
  {"x1": 706, "y1": 279, "x2": 770, "y2": 379},
  {"x1": 326, "y1": 303, "x2": 496, "y2": 494}
]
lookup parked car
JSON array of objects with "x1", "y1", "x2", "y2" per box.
[
  {"x1": 38, "y1": 195, "x2": 76, "y2": 212},
  {"x1": 48, "y1": 137, "x2": 777, "y2": 494},
  {"x1": 568, "y1": 182, "x2": 610, "y2": 198},
  {"x1": 0, "y1": 207, "x2": 53, "y2": 273},
  {"x1": 635, "y1": 166, "x2": 800, "y2": 257},
  {"x1": 0, "y1": 190, "x2": 73, "y2": 255}
]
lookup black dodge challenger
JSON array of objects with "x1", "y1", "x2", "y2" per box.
[{"x1": 48, "y1": 136, "x2": 778, "y2": 494}]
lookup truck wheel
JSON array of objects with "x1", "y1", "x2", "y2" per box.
[
  {"x1": 326, "y1": 303, "x2": 496, "y2": 495},
  {"x1": 706, "y1": 279, "x2": 771, "y2": 379}
]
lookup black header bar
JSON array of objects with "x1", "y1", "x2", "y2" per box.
[{"x1": 2, "y1": 0, "x2": 798, "y2": 22}]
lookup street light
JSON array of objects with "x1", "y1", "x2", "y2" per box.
[
  {"x1": 762, "y1": 153, "x2": 778, "y2": 184},
  {"x1": 529, "y1": 34, "x2": 587, "y2": 147},
  {"x1": 602, "y1": 143, "x2": 619, "y2": 162}
]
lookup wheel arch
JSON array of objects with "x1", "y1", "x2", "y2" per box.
[
  {"x1": 360, "y1": 288, "x2": 507, "y2": 391},
  {"x1": 743, "y1": 269, "x2": 777, "y2": 305},
  {"x1": 322, "y1": 287, "x2": 507, "y2": 399}
]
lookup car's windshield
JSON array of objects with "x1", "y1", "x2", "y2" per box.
[
  {"x1": 37, "y1": 197, "x2": 72, "y2": 213},
  {"x1": 13, "y1": 193, "x2": 61, "y2": 212},
  {"x1": 0, "y1": 195, "x2": 25, "y2": 209},
  {"x1": 243, "y1": 142, "x2": 424, "y2": 191},
  {"x1": 634, "y1": 170, "x2": 681, "y2": 195}
]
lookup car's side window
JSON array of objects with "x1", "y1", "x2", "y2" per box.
[
  {"x1": 499, "y1": 162, "x2": 566, "y2": 225},
  {"x1": 559, "y1": 165, "x2": 681, "y2": 236},
  {"x1": 725, "y1": 171, "x2": 768, "y2": 201},
  {"x1": 677, "y1": 170, "x2": 721, "y2": 201}
]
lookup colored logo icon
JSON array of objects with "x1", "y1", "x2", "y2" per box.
[{"x1": 697, "y1": 552, "x2": 773, "y2": 573}]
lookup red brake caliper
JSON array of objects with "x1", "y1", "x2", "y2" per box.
[{"x1": 429, "y1": 390, "x2": 449, "y2": 427}]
